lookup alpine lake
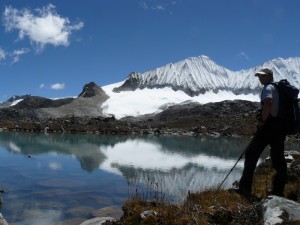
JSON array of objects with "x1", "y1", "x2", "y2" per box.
[{"x1": 0, "y1": 131, "x2": 298, "y2": 225}]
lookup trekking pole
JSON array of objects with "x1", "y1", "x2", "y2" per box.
[
  {"x1": 217, "y1": 148, "x2": 247, "y2": 190},
  {"x1": 217, "y1": 131, "x2": 258, "y2": 190}
]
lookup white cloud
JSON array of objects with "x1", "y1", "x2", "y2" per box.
[
  {"x1": 49, "y1": 162, "x2": 62, "y2": 170},
  {"x1": 10, "y1": 48, "x2": 30, "y2": 64},
  {"x1": 0, "y1": 47, "x2": 30, "y2": 64},
  {"x1": 237, "y1": 52, "x2": 250, "y2": 60},
  {"x1": 3, "y1": 4, "x2": 84, "y2": 51},
  {"x1": 154, "y1": 5, "x2": 164, "y2": 11},
  {"x1": 51, "y1": 83, "x2": 65, "y2": 90},
  {"x1": 140, "y1": 1, "x2": 176, "y2": 12},
  {"x1": 0, "y1": 48, "x2": 6, "y2": 60},
  {"x1": 39, "y1": 83, "x2": 45, "y2": 89},
  {"x1": 140, "y1": 2, "x2": 148, "y2": 10}
]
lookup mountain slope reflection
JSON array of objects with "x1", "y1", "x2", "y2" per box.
[
  {"x1": 0, "y1": 132, "x2": 129, "y2": 172},
  {"x1": 99, "y1": 138, "x2": 248, "y2": 200},
  {"x1": 0, "y1": 132, "x2": 249, "y2": 171}
]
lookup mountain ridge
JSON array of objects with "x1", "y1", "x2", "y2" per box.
[{"x1": 113, "y1": 55, "x2": 300, "y2": 96}]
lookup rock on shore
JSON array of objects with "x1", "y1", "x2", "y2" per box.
[{"x1": 0, "y1": 213, "x2": 8, "y2": 225}]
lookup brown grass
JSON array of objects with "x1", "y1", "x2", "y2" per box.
[
  {"x1": 105, "y1": 152, "x2": 299, "y2": 225},
  {"x1": 112, "y1": 189, "x2": 263, "y2": 225}
]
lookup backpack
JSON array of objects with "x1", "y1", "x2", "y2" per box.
[{"x1": 271, "y1": 79, "x2": 300, "y2": 135}]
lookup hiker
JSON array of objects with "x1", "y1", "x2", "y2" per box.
[{"x1": 238, "y1": 67, "x2": 287, "y2": 197}]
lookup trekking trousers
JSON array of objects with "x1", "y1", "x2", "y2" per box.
[{"x1": 239, "y1": 119, "x2": 287, "y2": 196}]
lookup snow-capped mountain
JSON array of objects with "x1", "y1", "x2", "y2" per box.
[
  {"x1": 100, "y1": 56, "x2": 300, "y2": 118},
  {"x1": 2, "y1": 56, "x2": 300, "y2": 120},
  {"x1": 113, "y1": 56, "x2": 300, "y2": 96}
]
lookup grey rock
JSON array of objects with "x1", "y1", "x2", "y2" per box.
[
  {"x1": 263, "y1": 195, "x2": 300, "y2": 225},
  {"x1": 0, "y1": 213, "x2": 8, "y2": 225},
  {"x1": 78, "y1": 82, "x2": 109, "y2": 98},
  {"x1": 113, "y1": 72, "x2": 141, "y2": 92},
  {"x1": 140, "y1": 210, "x2": 157, "y2": 219},
  {"x1": 79, "y1": 217, "x2": 115, "y2": 225},
  {"x1": 91, "y1": 206, "x2": 123, "y2": 220}
]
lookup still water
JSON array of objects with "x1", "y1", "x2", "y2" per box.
[{"x1": 0, "y1": 132, "x2": 295, "y2": 224}]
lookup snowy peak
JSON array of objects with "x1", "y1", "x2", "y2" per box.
[
  {"x1": 139, "y1": 55, "x2": 235, "y2": 95},
  {"x1": 113, "y1": 56, "x2": 300, "y2": 96}
]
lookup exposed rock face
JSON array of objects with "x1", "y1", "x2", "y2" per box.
[
  {"x1": 79, "y1": 82, "x2": 109, "y2": 98},
  {"x1": 0, "y1": 94, "x2": 31, "y2": 104},
  {"x1": 0, "y1": 96, "x2": 74, "y2": 120},
  {"x1": 113, "y1": 72, "x2": 141, "y2": 93},
  {"x1": 13, "y1": 96, "x2": 74, "y2": 109}
]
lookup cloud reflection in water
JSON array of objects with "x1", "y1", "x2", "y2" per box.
[{"x1": 99, "y1": 139, "x2": 244, "y2": 173}]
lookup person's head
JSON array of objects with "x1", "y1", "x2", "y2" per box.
[{"x1": 255, "y1": 67, "x2": 273, "y2": 84}]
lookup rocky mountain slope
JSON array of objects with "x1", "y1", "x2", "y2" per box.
[
  {"x1": 36, "y1": 82, "x2": 109, "y2": 119},
  {"x1": 0, "y1": 99, "x2": 260, "y2": 137},
  {"x1": 0, "y1": 82, "x2": 109, "y2": 120}
]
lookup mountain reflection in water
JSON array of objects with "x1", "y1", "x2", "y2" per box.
[
  {"x1": 0, "y1": 132, "x2": 248, "y2": 171},
  {"x1": 1, "y1": 132, "x2": 293, "y2": 224}
]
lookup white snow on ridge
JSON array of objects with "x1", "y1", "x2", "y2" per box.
[
  {"x1": 140, "y1": 56, "x2": 238, "y2": 91},
  {"x1": 10, "y1": 99, "x2": 24, "y2": 106},
  {"x1": 129, "y1": 56, "x2": 300, "y2": 94},
  {"x1": 101, "y1": 83, "x2": 259, "y2": 119},
  {"x1": 7, "y1": 96, "x2": 77, "y2": 107}
]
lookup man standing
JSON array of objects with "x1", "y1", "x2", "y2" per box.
[{"x1": 238, "y1": 67, "x2": 287, "y2": 197}]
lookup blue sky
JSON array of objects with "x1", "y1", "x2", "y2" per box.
[{"x1": 1, "y1": 0, "x2": 300, "y2": 101}]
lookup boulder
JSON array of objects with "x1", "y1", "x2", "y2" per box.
[
  {"x1": 263, "y1": 195, "x2": 300, "y2": 225},
  {"x1": 79, "y1": 217, "x2": 115, "y2": 225},
  {"x1": 91, "y1": 206, "x2": 123, "y2": 220},
  {"x1": 0, "y1": 213, "x2": 8, "y2": 225}
]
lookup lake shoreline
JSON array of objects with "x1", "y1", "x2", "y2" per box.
[
  {"x1": 0, "y1": 100, "x2": 259, "y2": 137},
  {"x1": 1, "y1": 100, "x2": 300, "y2": 144}
]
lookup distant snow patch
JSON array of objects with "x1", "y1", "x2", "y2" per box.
[{"x1": 10, "y1": 99, "x2": 24, "y2": 106}]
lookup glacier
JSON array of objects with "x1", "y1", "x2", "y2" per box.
[{"x1": 102, "y1": 83, "x2": 259, "y2": 119}]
